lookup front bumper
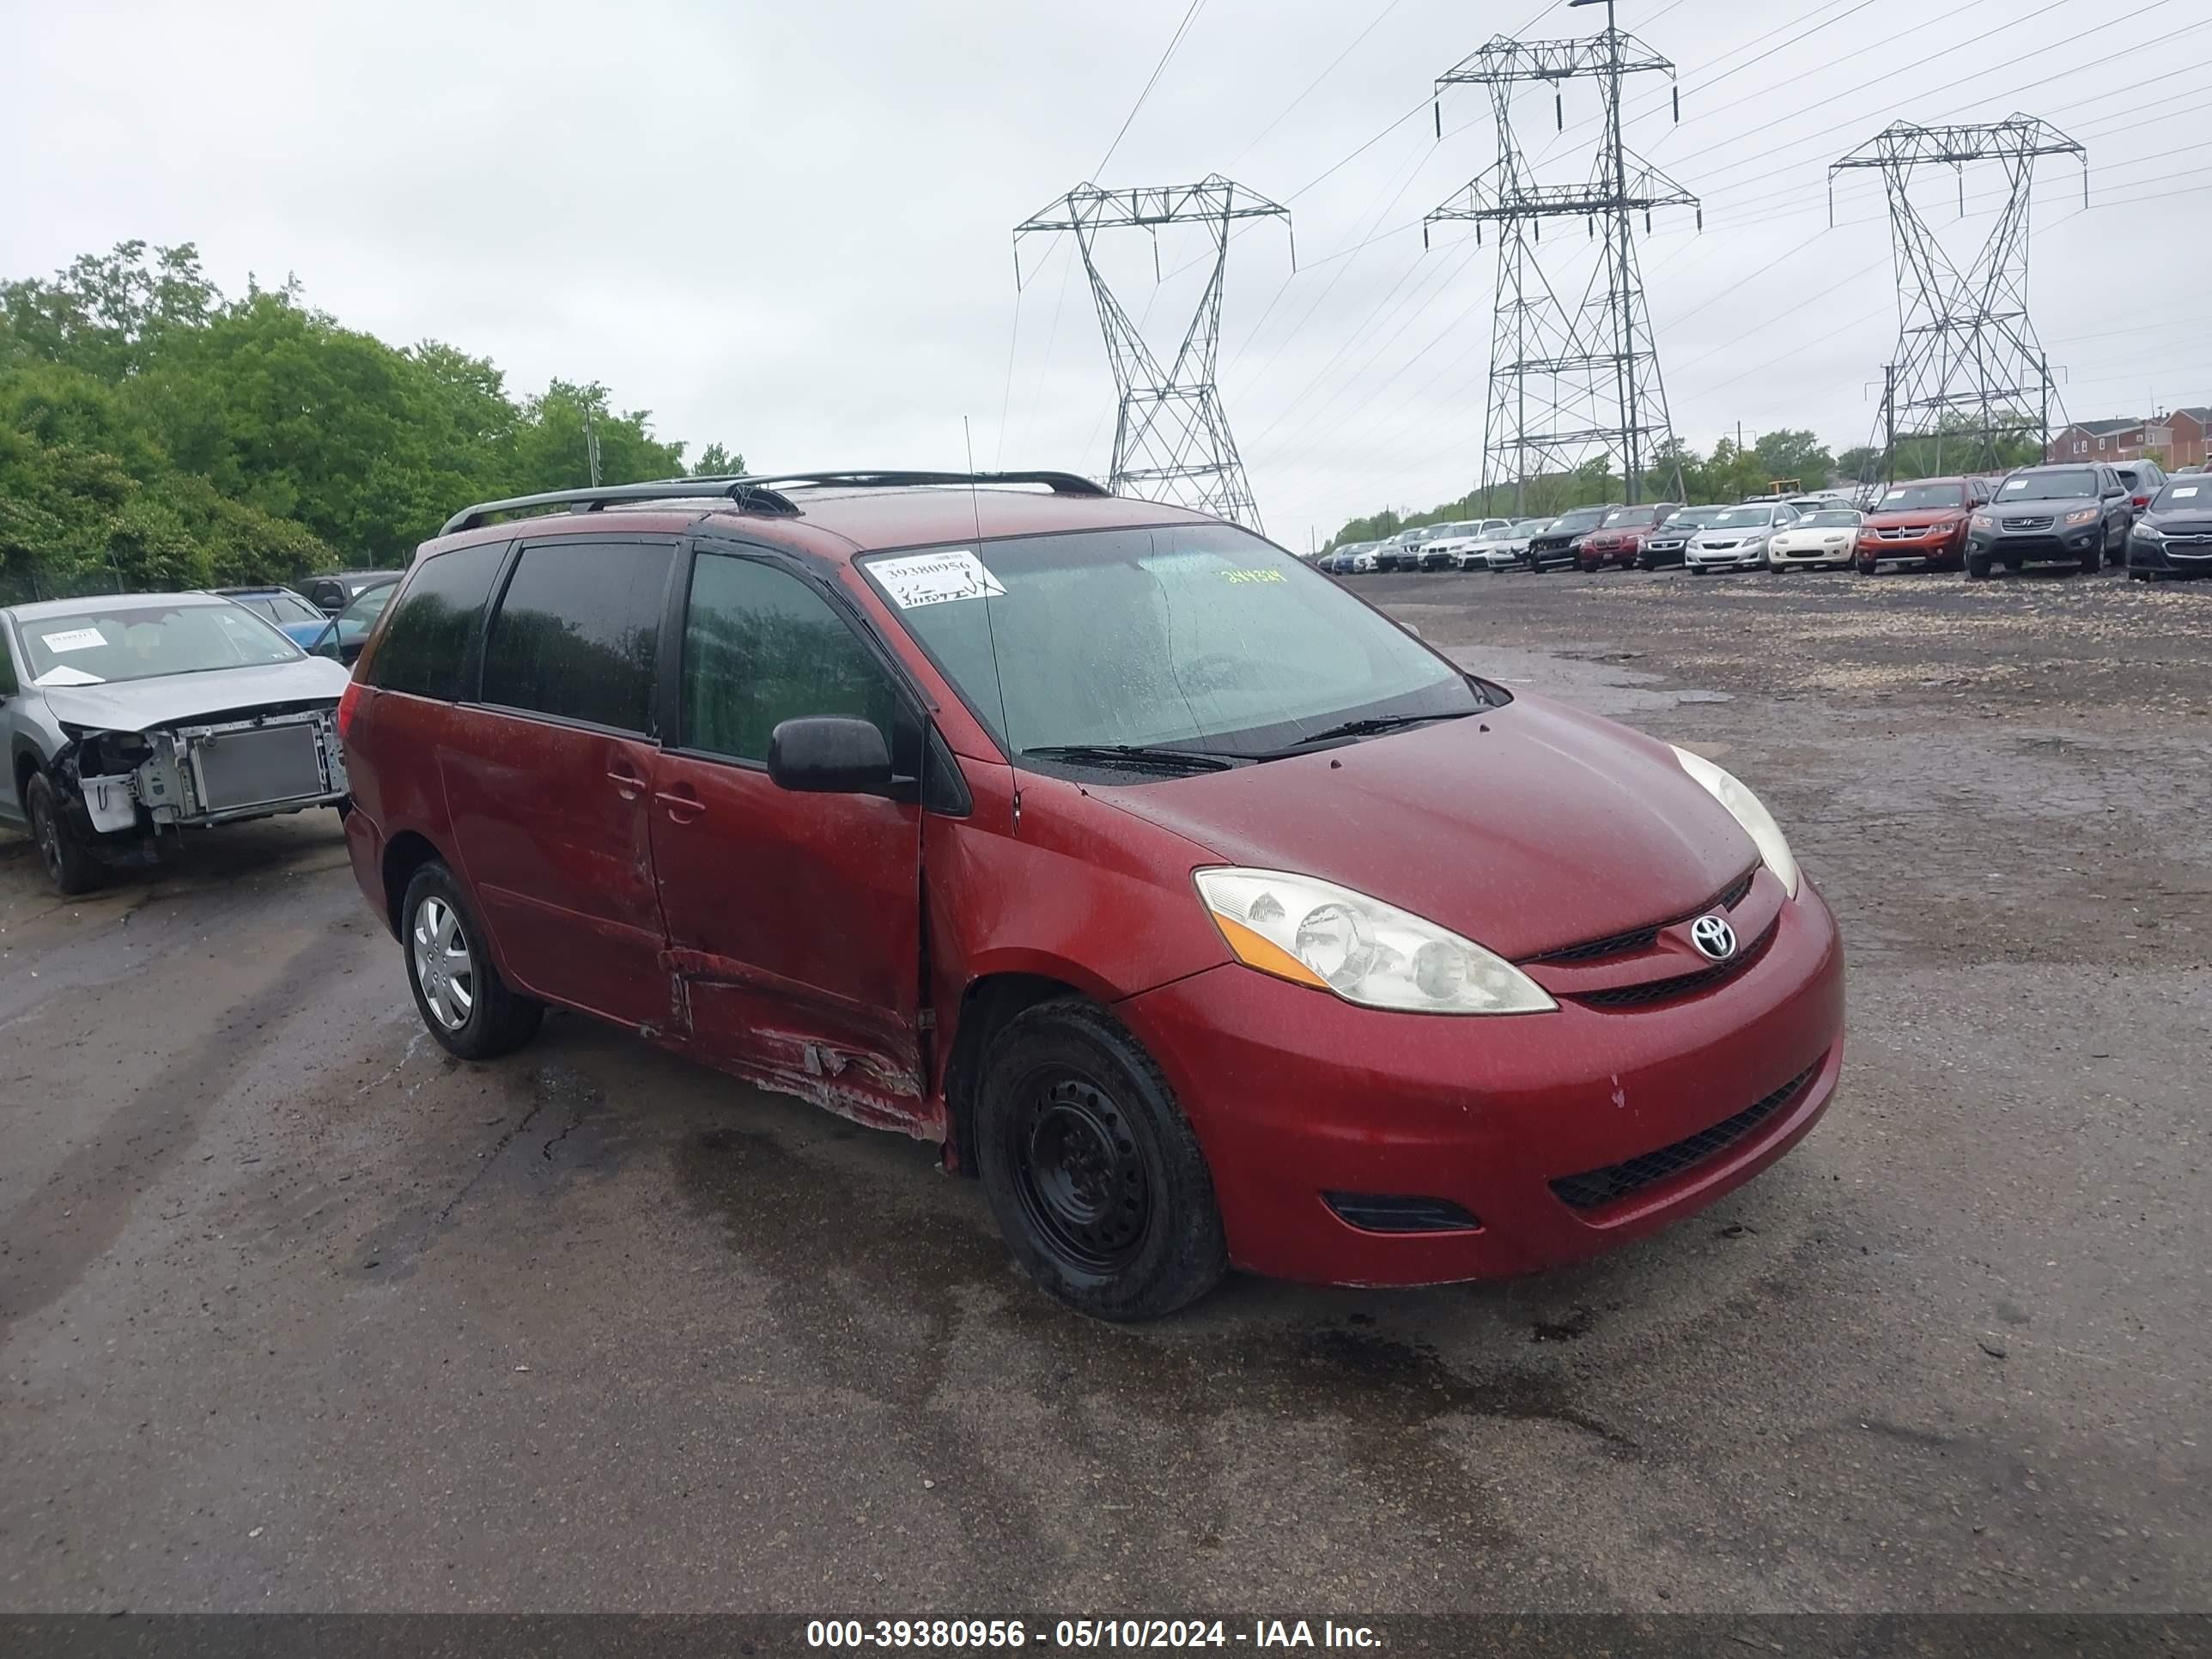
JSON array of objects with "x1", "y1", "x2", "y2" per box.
[
  {"x1": 2126, "y1": 533, "x2": 2212, "y2": 573},
  {"x1": 1768, "y1": 539, "x2": 1854, "y2": 567},
  {"x1": 1969, "y1": 524, "x2": 2102, "y2": 563},
  {"x1": 1118, "y1": 880, "x2": 1846, "y2": 1286},
  {"x1": 1686, "y1": 544, "x2": 1766, "y2": 569},
  {"x1": 1856, "y1": 526, "x2": 1966, "y2": 568}
]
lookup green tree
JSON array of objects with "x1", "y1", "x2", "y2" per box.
[
  {"x1": 0, "y1": 239, "x2": 738, "y2": 599},
  {"x1": 691, "y1": 441, "x2": 745, "y2": 477}
]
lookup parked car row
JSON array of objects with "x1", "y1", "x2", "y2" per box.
[{"x1": 1322, "y1": 459, "x2": 2207, "y2": 585}]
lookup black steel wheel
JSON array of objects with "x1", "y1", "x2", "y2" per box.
[
  {"x1": 1008, "y1": 1072, "x2": 1152, "y2": 1274},
  {"x1": 975, "y1": 998, "x2": 1226, "y2": 1322}
]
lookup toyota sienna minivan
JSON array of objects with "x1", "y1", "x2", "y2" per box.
[{"x1": 337, "y1": 471, "x2": 1845, "y2": 1321}]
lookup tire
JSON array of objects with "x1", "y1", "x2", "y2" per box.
[
  {"x1": 2079, "y1": 544, "x2": 2102, "y2": 575},
  {"x1": 974, "y1": 998, "x2": 1227, "y2": 1322},
  {"x1": 24, "y1": 771, "x2": 105, "y2": 896},
  {"x1": 400, "y1": 860, "x2": 544, "y2": 1060},
  {"x1": 1856, "y1": 559, "x2": 1876, "y2": 575},
  {"x1": 1966, "y1": 553, "x2": 1993, "y2": 580}
]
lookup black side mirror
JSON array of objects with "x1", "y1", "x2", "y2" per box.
[{"x1": 768, "y1": 716, "x2": 893, "y2": 795}]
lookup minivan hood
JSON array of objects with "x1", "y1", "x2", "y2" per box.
[
  {"x1": 38, "y1": 657, "x2": 353, "y2": 732},
  {"x1": 1091, "y1": 693, "x2": 1757, "y2": 961}
]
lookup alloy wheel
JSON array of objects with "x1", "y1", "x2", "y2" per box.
[
  {"x1": 30, "y1": 792, "x2": 62, "y2": 884},
  {"x1": 411, "y1": 896, "x2": 476, "y2": 1031}
]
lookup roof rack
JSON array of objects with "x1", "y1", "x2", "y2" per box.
[{"x1": 438, "y1": 470, "x2": 1109, "y2": 537}]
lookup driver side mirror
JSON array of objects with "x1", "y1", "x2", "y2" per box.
[{"x1": 768, "y1": 716, "x2": 893, "y2": 795}]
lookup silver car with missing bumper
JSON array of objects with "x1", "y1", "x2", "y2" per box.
[{"x1": 1, "y1": 592, "x2": 354, "y2": 894}]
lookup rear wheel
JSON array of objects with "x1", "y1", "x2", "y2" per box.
[
  {"x1": 25, "y1": 771, "x2": 104, "y2": 896},
  {"x1": 975, "y1": 999, "x2": 1226, "y2": 1322},
  {"x1": 401, "y1": 861, "x2": 544, "y2": 1060}
]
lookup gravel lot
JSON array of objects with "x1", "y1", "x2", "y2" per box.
[{"x1": 1, "y1": 562, "x2": 2206, "y2": 1614}]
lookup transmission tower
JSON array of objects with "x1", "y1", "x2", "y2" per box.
[
  {"x1": 1014, "y1": 175, "x2": 1291, "y2": 530},
  {"x1": 1832, "y1": 116, "x2": 2086, "y2": 477},
  {"x1": 1425, "y1": 0, "x2": 1696, "y2": 510}
]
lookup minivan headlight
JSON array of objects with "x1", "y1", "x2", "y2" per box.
[
  {"x1": 1670, "y1": 747, "x2": 1801, "y2": 897},
  {"x1": 1194, "y1": 869, "x2": 1556, "y2": 1015}
]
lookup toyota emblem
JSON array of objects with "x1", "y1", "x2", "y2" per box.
[{"x1": 1689, "y1": 915, "x2": 1737, "y2": 961}]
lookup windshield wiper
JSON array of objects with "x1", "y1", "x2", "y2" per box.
[
  {"x1": 1019, "y1": 744, "x2": 1239, "y2": 774},
  {"x1": 1275, "y1": 709, "x2": 1479, "y2": 750}
]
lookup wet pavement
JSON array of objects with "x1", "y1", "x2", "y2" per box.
[{"x1": 0, "y1": 562, "x2": 2206, "y2": 1613}]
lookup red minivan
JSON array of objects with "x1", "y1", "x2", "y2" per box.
[{"x1": 338, "y1": 472, "x2": 1845, "y2": 1321}]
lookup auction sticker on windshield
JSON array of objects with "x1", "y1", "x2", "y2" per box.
[
  {"x1": 41, "y1": 628, "x2": 107, "y2": 652},
  {"x1": 872, "y1": 550, "x2": 1006, "y2": 610}
]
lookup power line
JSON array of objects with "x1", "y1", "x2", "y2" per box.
[
  {"x1": 1227, "y1": 0, "x2": 1411, "y2": 171},
  {"x1": 1095, "y1": 0, "x2": 1208, "y2": 178}
]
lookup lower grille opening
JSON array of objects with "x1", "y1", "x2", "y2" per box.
[
  {"x1": 1324, "y1": 1193, "x2": 1483, "y2": 1235},
  {"x1": 1548, "y1": 1061, "x2": 1822, "y2": 1212}
]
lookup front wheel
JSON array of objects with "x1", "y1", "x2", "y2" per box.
[
  {"x1": 1856, "y1": 558, "x2": 1877, "y2": 575},
  {"x1": 1966, "y1": 553, "x2": 1993, "y2": 580},
  {"x1": 25, "y1": 771, "x2": 105, "y2": 896},
  {"x1": 401, "y1": 861, "x2": 544, "y2": 1060},
  {"x1": 975, "y1": 999, "x2": 1226, "y2": 1322},
  {"x1": 2079, "y1": 544, "x2": 2102, "y2": 575}
]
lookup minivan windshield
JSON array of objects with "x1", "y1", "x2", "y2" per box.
[
  {"x1": 16, "y1": 600, "x2": 301, "y2": 687},
  {"x1": 862, "y1": 525, "x2": 1486, "y2": 767},
  {"x1": 1998, "y1": 470, "x2": 2099, "y2": 501}
]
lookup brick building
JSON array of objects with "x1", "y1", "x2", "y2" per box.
[{"x1": 2049, "y1": 410, "x2": 2210, "y2": 468}]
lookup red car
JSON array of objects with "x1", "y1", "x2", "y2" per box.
[
  {"x1": 337, "y1": 471, "x2": 1845, "y2": 1321},
  {"x1": 1577, "y1": 502, "x2": 1684, "y2": 570},
  {"x1": 1855, "y1": 476, "x2": 1992, "y2": 574}
]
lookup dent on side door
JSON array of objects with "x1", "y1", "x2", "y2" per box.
[{"x1": 651, "y1": 757, "x2": 931, "y2": 1137}]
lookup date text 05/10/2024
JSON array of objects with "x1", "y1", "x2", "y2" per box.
[{"x1": 805, "y1": 1620, "x2": 1381, "y2": 1649}]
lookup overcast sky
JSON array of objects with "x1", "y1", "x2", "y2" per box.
[{"x1": 4, "y1": 0, "x2": 2206, "y2": 549}]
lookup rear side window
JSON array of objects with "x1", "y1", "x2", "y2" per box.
[
  {"x1": 368, "y1": 544, "x2": 508, "y2": 701},
  {"x1": 482, "y1": 539, "x2": 672, "y2": 733},
  {"x1": 679, "y1": 553, "x2": 897, "y2": 763}
]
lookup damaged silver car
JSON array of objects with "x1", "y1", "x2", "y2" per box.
[{"x1": 1, "y1": 592, "x2": 355, "y2": 894}]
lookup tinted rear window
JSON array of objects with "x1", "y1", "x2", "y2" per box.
[
  {"x1": 368, "y1": 544, "x2": 508, "y2": 700},
  {"x1": 481, "y1": 539, "x2": 672, "y2": 733}
]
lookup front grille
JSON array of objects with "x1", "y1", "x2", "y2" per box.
[
  {"x1": 1532, "y1": 867, "x2": 1757, "y2": 964},
  {"x1": 1548, "y1": 1060, "x2": 1821, "y2": 1212},
  {"x1": 2004, "y1": 515, "x2": 2054, "y2": 532},
  {"x1": 1876, "y1": 525, "x2": 1940, "y2": 541},
  {"x1": 1572, "y1": 917, "x2": 1776, "y2": 1006},
  {"x1": 1323, "y1": 1192, "x2": 1482, "y2": 1234}
]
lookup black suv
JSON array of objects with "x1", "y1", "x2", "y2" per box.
[
  {"x1": 1525, "y1": 505, "x2": 1620, "y2": 571},
  {"x1": 1966, "y1": 465, "x2": 2132, "y2": 579}
]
